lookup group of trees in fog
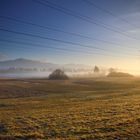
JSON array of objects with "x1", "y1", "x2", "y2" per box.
[
  {"x1": 1, "y1": 64, "x2": 128, "y2": 80},
  {"x1": 48, "y1": 66, "x2": 101, "y2": 80}
]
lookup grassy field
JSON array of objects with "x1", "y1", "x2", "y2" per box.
[{"x1": 0, "y1": 77, "x2": 140, "y2": 139}]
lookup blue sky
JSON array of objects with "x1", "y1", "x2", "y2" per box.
[{"x1": 0, "y1": 0, "x2": 140, "y2": 72}]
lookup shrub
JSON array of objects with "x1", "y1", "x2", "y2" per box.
[
  {"x1": 48, "y1": 69, "x2": 69, "y2": 80},
  {"x1": 107, "y1": 72, "x2": 133, "y2": 77}
]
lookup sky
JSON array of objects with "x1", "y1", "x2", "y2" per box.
[{"x1": 0, "y1": 0, "x2": 140, "y2": 73}]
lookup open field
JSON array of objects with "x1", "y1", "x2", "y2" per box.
[{"x1": 0, "y1": 77, "x2": 140, "y2": 139}]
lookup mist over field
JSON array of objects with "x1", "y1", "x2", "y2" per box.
[{"x1": 0, "y1": 58, "x2": 139, "y2": 78}]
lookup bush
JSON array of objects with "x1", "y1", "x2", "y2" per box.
[
  {"x1": 48, "y1": 69, "x2": 69, "y2": 80},
  {"x1": 107, "y1": 72, "x2": 133, "y2": 77}
]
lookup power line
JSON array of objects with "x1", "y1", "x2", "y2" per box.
[
  {"x1": 39, "y1": 0, "x2": 125, "y2": 32},
  {"x1": 82, "y1": 0, "x2": 139, "y2": 28},
  {"x1": 0, "y1": 39, "x2": 119, "y2": 57},
  {"x1": 0, "y1": 38, "x2": 138, "y2": 58},
  {"x1": 0, "y1": 40, "x2": 84, "y2": 57},
  {"x1": 1, "y1": 16, "x2": 138, "y2": 50},
  {"x1": 0, "y1": 27, "x2": 114, "y2": 52},
  {"x1": 0, "y1": 15, "x2": 129, "y2": 48},
  {"x1": 0, "y1": 38, "x2": 100, "y2": 55},
  {"x1": 32, "y1": 0, "x2": 139, "y2": 41},
  {"x1": 0, "y1": 27, "x2": 138, "y2": 57}
]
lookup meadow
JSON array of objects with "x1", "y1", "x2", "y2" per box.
[{"x1": 0, "y1": 77, "x2": 140, "y2": 139}]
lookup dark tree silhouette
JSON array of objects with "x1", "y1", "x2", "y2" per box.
[
  {"x1": 48, "y1": 69, "x2": 69, "y2": 80},
  {"x1": 94, "y1": 66, "x2": 100, "y2": 73}
]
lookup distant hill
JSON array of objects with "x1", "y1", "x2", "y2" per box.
[
  {"x1": 0, "y1": 58, "x2": 59, "y2": 69},
  {"x1": 0, "y1": 58, "x2": 92, "y2": 71},
  {"x1": 107, "y1": 72, "x2": 134, "y2": 77}
]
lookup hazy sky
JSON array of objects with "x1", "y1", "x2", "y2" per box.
[{"x1": 0, "y1": 0, "x2": 140, "y2": 72}]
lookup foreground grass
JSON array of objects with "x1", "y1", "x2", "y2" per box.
[{"x1": 0, "y1": 77, "x2": 140, "y2": 139}]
